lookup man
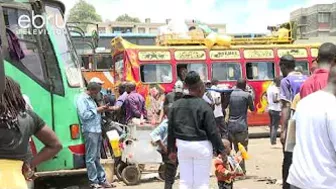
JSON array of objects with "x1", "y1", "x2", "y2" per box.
[
  {"x1": 168, "y1": 71, "x2": 226, "y2": 189},
  {"x1": 76, "y1": 82, "x2": 114, "y2": 189},
  {"x1": 210, "y1": 79, "x2": 228, "y2": 139},
  {"x1": 266, "y1": 77, "x2": 281, "y2": 146},
  {"x1": 163, "y1": 80, "x2": 184, "y2": 110},
  {"x1": 287, "y1": 66, "x2": 336, "y2": 189},
  {"x1": 300, "y1": 42, "x2": 336, "y2": 99},
  {"x1": 203, "y1": 80, "x2": 215, "y2": 109},
  {"x1": 279, "y1": 55, "x2": 307, "y2": 189},
  {"x1": 89, "y1": 77, "x2": 106, "y2": 107},
  {"x1": 227, "y1": 78, "x2": 255, "y2": 174},
  {"x1": 109, "y1": 82, "x2": 128, "y2": 124},
  {"x1": 124, "y1": 82, "x2": 147, "y2": 124}
]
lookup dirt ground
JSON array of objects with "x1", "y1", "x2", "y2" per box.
[{"x1": 114, "y1": 138, "x2": 283, "y2": 189}]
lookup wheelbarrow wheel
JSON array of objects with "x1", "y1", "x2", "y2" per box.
[
  {"x1": 158, "y1": 164, "x2": 166, "y2": 181},
  {"x1": 115, "y1": 162, "x2": 127, "y2": 181},
  {"x1": 121, "y1": 165, "x2": 141, "y2": 186}
]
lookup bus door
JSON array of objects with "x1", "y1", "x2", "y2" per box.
[
  {"x1": 244, "y1": 49, "x2": 276, "y2": 126},
  {"x1": 174, "y1": 50, "x2": 208, "y2": 81}
]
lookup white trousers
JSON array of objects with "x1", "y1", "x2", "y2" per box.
[{"x1": 176, "y1": 139, "x2": 213, "y2": 189}]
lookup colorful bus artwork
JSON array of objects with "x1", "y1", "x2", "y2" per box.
[
  {"x1": 1, "y1": 0, "x2": 88, "y2": 177},
  {"x1": 110, "y1": 37, "x2": 319, "y2": 126}
]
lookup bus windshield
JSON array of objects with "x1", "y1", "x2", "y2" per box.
[{"x1": 45, "y1": 5, "x2": 83, "y2": 88}]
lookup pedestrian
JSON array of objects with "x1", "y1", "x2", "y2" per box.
[
  {"x1": 124, "y1": 82, "x2": 147, "y2": 124},
  {"x1": 0, "y1": 76, "x2": 62, "y2": 189},
  {"x1": 279, "y1": 54, "x2": 307, "y2": 189},
  {"x1": 227, "y1": 78, "x2": 255, "y2": 174},
  {"x1": 266, "y1": 77, "x2": 281, "y2": 146},
  {"x1": 89, "y1": 77, "x2": 106, "y2": 107},
  {"x1": 163, "y1": 80, "x2": 184, "y2": 109},
  {"x1": 210, "y1": 79, "x2": 228, "y2": 139},
  {"x1": 287, "y1": 65, "x2": 336, "y2": 189},
  {"x1": 76, "y1": 82, "x2": 115, "y2": 188},
  {"x1": 203, "y1": 80, "x2": 215, "y2": 109},
  {"x1": 214, "y1": 139, "x2": 236, "y2": 189},
  {"x1": 300, "y1": 42, "x2": 336, "y2": 99},
  {"x1": 109, "y1": 82, "x2": 128, "y2": 124},
  {"x1": 150, "y1": 106, "x2": 178, "y2": 189},
  {"x1": 168, "y1": 71, "x2": 226, "y2": 189}
]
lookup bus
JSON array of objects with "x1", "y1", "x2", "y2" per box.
[
  {"x1": 110, "y1": 36, "x2": 319, "y2": 126},
  {"x1": 1, "y1": 0, "x2": 87, "y2": 176},
  {"x1": 76, "y1": 33, "x2": 156, "y2": 89}
]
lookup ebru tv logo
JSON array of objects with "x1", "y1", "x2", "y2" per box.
[{"x1": 16, "y1": 11, "x2": 66, "y2": 35}]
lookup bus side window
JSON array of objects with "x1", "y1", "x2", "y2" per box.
[
  {"x1": 3, "y1": 8, "x2": 46, "y2": 82},
  {"x1": 295, "y1": 61, "x2": 309, "y2": 75},
  {"x1": 140, "y1": 64, "x2": 172, "y2": 83},
  {"x1": 246, "y1": 62, "x2": 275, "y2": 80}
]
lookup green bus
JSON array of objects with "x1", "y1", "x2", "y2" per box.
[{"x1": 0, "y1": 0, "x2": 86, "y2": 175}]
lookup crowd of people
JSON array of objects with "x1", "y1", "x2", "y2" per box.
[{"x1": 1, "y1": 41, "x2": 336, "y2": 189}]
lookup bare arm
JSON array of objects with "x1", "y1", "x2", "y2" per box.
[{"x1": 30, "y1": 126, "x2": 62, "y2": 169}]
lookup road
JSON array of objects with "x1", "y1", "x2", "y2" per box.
[
  {"x1": 113, "y1": 138, "x2": 283, "y2": 189},
  {"x1": 37, "y1": 138, "x2": 283, "y2": 189}
]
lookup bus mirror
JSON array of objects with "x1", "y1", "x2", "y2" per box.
[{"x1": 0, "y1": 49, "x2": 5, "y2": 95}]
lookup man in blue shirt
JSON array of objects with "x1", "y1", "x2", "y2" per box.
[{"x1": 76, "y1": 82, "x2": 114, "y2": 189}]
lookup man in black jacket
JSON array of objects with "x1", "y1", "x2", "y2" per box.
[{"x1": 168, "y1": 71, "x2": 226, "y2": 189}]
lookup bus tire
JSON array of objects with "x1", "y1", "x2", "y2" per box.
[
  {"x1": 121, "y1": 165, "x2": 141, "y2": 186},
  {"x1": 115, "y1": 162, "x2": 127, "y2": 181}
]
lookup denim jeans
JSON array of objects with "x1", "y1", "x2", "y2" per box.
[
  {"x1": 83, "y1": 132, "x2": 107, "y2": 184},
  {"x1": 269, "y1": 110, "x2": 281, "y2": 145}
]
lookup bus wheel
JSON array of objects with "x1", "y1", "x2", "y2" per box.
[
  {"x1": 158, "y1": 164, "x2": 166, "y2": 181},
  {"x1": 121, "y1": 165, "x2": 141, "y2": 186},
  {"x1": 115, "y1": 162, "x2": 127, "y2": 181}
]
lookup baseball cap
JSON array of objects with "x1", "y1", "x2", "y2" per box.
[
  {"x1": 90, "y1": 77, "x2": 104, "y2": 84},
  {"x1": 205, "y1": 80, "x2": 211, "y2": 84},
  {"x1": 174, "y1": 80, "x2": 184, "y2": 93}
]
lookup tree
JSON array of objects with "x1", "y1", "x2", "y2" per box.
[
  {"x1": 67, "y1": 0, "x2": 102, "y2": 30},
  {"x1": 115, "y1": 14, "x2": 141, "y2": 23}
]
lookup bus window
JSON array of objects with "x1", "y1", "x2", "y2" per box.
[
  {"x1": 212, "y1": 62, "x2": 241, "y2": 81},
  {"x1": 96, "y1": 54, "x2": 112, "y2": 70},
  {"x1": 140, "y1": 64, "x2": 172, "y2": 83},
  {"x1": 246, "y1": 62, "x2": 275, "y2": 80},
  {"x1": 115, "y1": 55, "x2": 124, "y2": 81},
  {"x1": 295, "y1": 61, "x2": 309, "y2": 75},
  {"x1": 81, "y1": 56, "x2": 90, "y2": 69},
  {"x1": 177, "y1": 63, "x2": 208, "y2": 81},
  {"x1": 4, "y1": 8, "x2": 46, "y2": 81}
]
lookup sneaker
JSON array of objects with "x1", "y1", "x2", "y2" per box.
[
  {"x1": 99, "y1": 182, "x2": 116, "y2": 188},
  {"x1": 90, "y1": 183, "x2": 102, "y2": 189}
]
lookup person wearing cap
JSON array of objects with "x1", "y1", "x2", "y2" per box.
[
  {"x1": 163, "y1": 81, "x2": 184, "y2": 111},
  {"x1": 300, "y1": 42, "x2": 336, "y2": 99},
  {"x1": 203, "y1": 80, "x2": 215, "y2": 110},
  {"x1": 279, "y1": 54, "x2": 307, "y2": 189},
  {"x1": 89, "y1": 77, "x2": 107, "y2": 107}
]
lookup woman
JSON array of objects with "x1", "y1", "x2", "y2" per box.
[{"x1": 0, "y1": 76, "x2": 62, "y2": 189}]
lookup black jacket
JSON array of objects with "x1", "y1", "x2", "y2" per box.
[{"x1": 167, "y1": 95, "x2": 225, "y2": 155}]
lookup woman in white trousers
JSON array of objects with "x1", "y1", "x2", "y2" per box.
[{"x1": 168, "y1": 71, "x2": 226, "y2": 189}]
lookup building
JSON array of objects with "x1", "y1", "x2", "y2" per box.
[
  {"x1": 86, "y1": 18, "x2": 226, "y2": 35},
  {"x1": 290, "y1": 3, "x2": 336, "y2": 38}
]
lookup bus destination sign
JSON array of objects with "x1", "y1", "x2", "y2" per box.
[
  {"x1": 138, "y1": 51, "x2": 171, "y2": 61},
  {"x1": 277, "y1": 49, "x2": 308, "y2": 58},
  {"x1": 175, "y1": 50, "x2": 206, "y2": 60},
  {"x1": 210, "y1": 50, "x2": 240, "y2": 59},
  {"x1": 244, "y1": 49, "x2": 274, "y2": 59}
]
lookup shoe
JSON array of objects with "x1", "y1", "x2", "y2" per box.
[
  {"x1": 99, "y1": 182, "x2": 116, "y2": 188},
  {"x1": 90, "y1": 183, "x2": 102, "y2": 189}
]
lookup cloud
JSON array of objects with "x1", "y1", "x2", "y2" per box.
[{"x1": 60, "y1": 0, "x2": 334, "y2": 33}]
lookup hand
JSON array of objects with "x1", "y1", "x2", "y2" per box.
[
  {"x1": 280, "y1": 131, "x2": 286, "y2": 145},
  {"x1": 22, "y1": 162, "x2": 36, "y2": 181},
  {"x1": 168, "y1": 152, "x2": 177, "y2": 163},
  {"x1": 162, "y1": 146, "x2": 168, "y2": 155},
  {"x1": 97, "y1": 105, "x2": 108, "y2": 112}
]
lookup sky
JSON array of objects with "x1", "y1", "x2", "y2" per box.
[{"x1": 60, "y1": 0, "x2": 335, "y2": 33}]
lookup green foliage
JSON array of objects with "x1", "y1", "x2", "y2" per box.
[{"x1": 115, "y1": 14, "x2": 141, "y2": 23}]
